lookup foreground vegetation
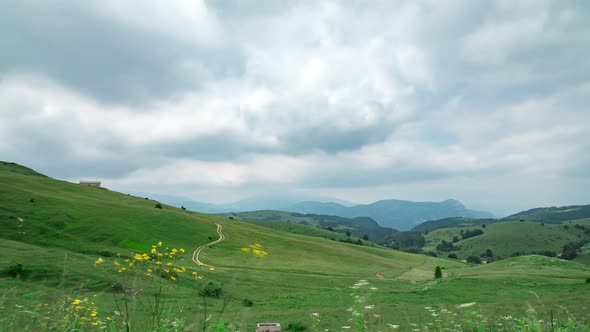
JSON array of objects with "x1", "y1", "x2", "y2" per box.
[{"x1": 1, "y1": 162, "x2": 590, "y2": 331}]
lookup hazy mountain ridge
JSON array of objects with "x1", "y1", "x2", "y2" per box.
[{"x1": 285, "y1": 198, "x2": 493, "y2": 231}]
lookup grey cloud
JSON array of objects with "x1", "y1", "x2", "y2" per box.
[{"x1": 0, "y1": 1, "x2": 245, "y2": 105}]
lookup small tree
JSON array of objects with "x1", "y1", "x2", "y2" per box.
[
  {"x1": 345, "y1": 231, "x2": 351, "y2": 237},
  {"x1": 155, "y1": 203, "x2": 163, "y2": 209},
  {"x1": 362, "y1": 234, "x2": 369, "y2": 241},
  {"x1": 466, "y1": 256, "x2": 482, "y2": 264},
  {"x1": 434, "y1": 266, "x2": 442, "y2": 279}
]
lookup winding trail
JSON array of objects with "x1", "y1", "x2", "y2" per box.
[{"x1": 192, "y1": 223, "x2": 225, "y2": 268}]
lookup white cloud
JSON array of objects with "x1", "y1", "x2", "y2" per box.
[{"x1": 1, "y1": 0, "x2": 589, "y2": 214}]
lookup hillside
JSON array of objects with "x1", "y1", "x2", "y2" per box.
[
  {"x1": 412, "y1": 217, "x2": 498, "y2": 232},
  {"x1": 286, "y1": 198, "x2": 493, "y2": 231},
  {"x1": 2, "y1": 162, "x2": 590, "y2": 331},
  {"x1": 503, "y1": 204, "x2": 590, "y2": 223},
  {"x1": 0, "y1": 162, "x2": 467, "y2": 329},
  {"x1": 422, "y1": 220, "x2": 590, "y2": 260}
]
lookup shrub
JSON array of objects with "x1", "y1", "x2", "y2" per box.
[
  {"x1": 434, "y1": 266, "x2": 442, "y2": 279},
  {"x1": 286, "y1": 322, "x2": 307, "y2": 332},
  {"x1": 5, "y1": 263, "x2": 24, "y2": 278},
  {"x1": 199, "y1": 282, "x2": 223, "y2": 298},
  {"x1": 466, "y1": 256, "x2": 482, "y2": 264},
  {"x1": 242, "y1": 298, "x2": 254, "y2": 307},
  {"x1": 586, "y1": 277, "x2": 590, "y2": 283},
  {"x1": 436, "y1": 240, "x2": 458, "y2": 251},
  {"x1": 155, "y1": 203, "x2": 163, "y2": 209},
  {"x1": 181, "y1": 206, "x2": 186, "y2": 210},
  {"x1": 448, "y1": 253, "x2": 458, "y2": 259},
  {"x1": 461, "y1": 229, "x2": 484, "y2": 239}
]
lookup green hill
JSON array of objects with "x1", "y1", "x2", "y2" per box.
[
  {"x1": 423, "y1": 220, "x2": 590, "y2": 260},
  {"x1": 412, "y1": 217, "x2": 497, "y2": 232},
  {"x1": 1, "y1": 162, "x2": 590, "y2": 331},
  {"x1": 503, "y1": 204, "x2": 590, "y2": 223}
]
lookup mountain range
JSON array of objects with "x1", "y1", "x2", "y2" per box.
[{"x1": 148, "y1": 192, "x2": 492, "y2": 231}]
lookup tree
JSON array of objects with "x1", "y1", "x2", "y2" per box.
[
  {"x1": 452, "y1": 236, "x2": 459, "y2": 243},
  {"x1": 155, "y1": 203, "x2": 163, "y2": 209},
  {"x1": 362, "y1": 234, "x2": 369, "y2": 241},
  {"x1": 345, "y1": 231, "x2": 351, "y2": 237},
  {"x1": 434, "y1": 266, "x2": 442, "y2": 279},
  {"x1": 466, "y1": 256, "x2": 482, "y2": 264},
  {"x1": 561, "y1": 241, "x2": 582, "y2": 260},
  {"x1": 447, "y1": 253, "x2": 458, "y2": 259}
]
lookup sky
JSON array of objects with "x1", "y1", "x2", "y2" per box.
[{"x1": 1, "y1": 0, "x2": 589, "y2": 215}]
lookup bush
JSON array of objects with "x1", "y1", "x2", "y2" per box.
[
  {"x1": 155, "y1": 203, "x2": 163, "y2": 209},
  {"x1": 586, "y1": 277, "x2": 590, "y2": 283},
  {"x1": 466, "y1": 256, "x2": 482, "y2": 264},
  {"x1": 242, "y1": 298, "x2": 254, "y2": 307},
  {"x1": 434, "y1": 266, "x2": 442, "y2": 279},
  {"x1": 286, "y1": 322, "x2": 307, "y2": 332},
  {"x1": 448, "y1": 253, "x2": 458, "y2": 259},
  {"x1": 461, "y1": 229, "x2": 484, "y2": 240},
  {"x1": 436, "y1": 240, "x2": 458, "y2": 252},
  {"x1": 4, "y1": 263, "x2": 24, "y2": 278},
  {"x1": 199, "y1": 282, "x2": 223, "y2": 298}
]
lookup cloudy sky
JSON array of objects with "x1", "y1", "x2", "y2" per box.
[{"x1": 1, "y1": 0, "x2": 589, "y2": 215}]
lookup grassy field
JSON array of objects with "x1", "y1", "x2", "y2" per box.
[
  {"x1": 423, "y1": 220, "x2": 589, "y2": 260},
  {"x1": 2, "y1": 162, "x2": 590, "y2": 331}
]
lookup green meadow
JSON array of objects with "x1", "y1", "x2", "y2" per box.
[{"x1": 1, "y1": 162, "x2": 590, "y2": 331}]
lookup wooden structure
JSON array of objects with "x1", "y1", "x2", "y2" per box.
[
  {"x1": 256, "y1": 323, "x2": 281, "y2": 332},
  {"x1": 79, "y1": 181, "x2": 101, "y2": 188}
]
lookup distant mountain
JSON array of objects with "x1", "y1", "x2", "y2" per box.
[
  {"x1": 220, "y1": 210, "x2": 397, "y2": 242},
  {"x1": 285, "y1": 199, "x2": 493, "y2": 231},
  {"x1": 502, "y1": 204, "x2": 590, "y2": 223},
  {"x1": 132, "y1": 193, "x2": 357, "y2": 214}
]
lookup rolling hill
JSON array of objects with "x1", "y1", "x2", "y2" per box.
[
  {"x1": 503, "y1": 204, "x2": 590, "y2": 223},
  {"x1": 422, "y1": 219, "x2": 590, "y2": 260}
]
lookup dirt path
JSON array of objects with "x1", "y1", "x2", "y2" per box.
[{"x1": 192, "y1": 223, "x2": 225, "y2": 268}]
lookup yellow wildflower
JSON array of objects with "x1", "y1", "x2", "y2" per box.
[
  {"x1": 147, "y1": 268, "x2": 153, "y2": 273},
  {"x1": 118, "y1": 267, "x2": 126, "y2": 273},
  {"x1": 209, "y1": 267, "x2": 215, "y2": 271},
  {"x1": 179, "y1": 248, "x2": 185, "y2": 253},
  {"x1": 94, "y1": 258, "x2": 104, "y2": 265},
  {"x1": 166, "y1": 262, "x2": 173, "y2": 267},
  {"x1": 157, "y1": 241, "x2": 162, "y2": 247},
  {"x1": 114, "y1": 261, "x2": 120, "y2": 266},
  {"x1": 170, "y1": 276, "x2": 176, "y2": 281},
  {"x1": 240, "y1": 247, "x2": 251, "y2": 253},
  {"x1": 150, "y1": 248, "x2": 157, "y2": 254}
]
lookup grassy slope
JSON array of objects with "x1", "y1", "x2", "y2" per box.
[
  {"x1": 243, "y1": 220, "x2": 357, "y2": 242},
  {"x1": 423, "y1": 221, "x2": 588, "y2": 259},
  {"x1": 2, "y1": 163, "x2": 590, "y2": 330}
]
